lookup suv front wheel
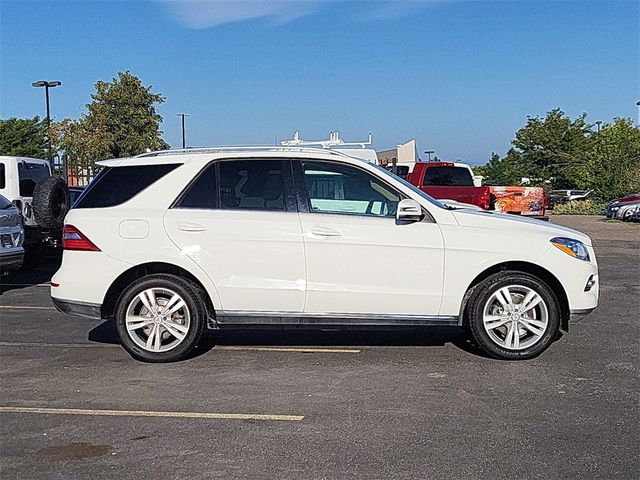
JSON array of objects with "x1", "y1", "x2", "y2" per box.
[
  {"x1": 466, "y1": 272, "x2": 561, "y2": 360},
  {"x1": 114, "y1": 274, "x2": 207, "y2": 362}
]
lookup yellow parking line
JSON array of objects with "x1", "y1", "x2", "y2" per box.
[
  {"x1": 0, "y1": 406, "x2": 303, "y2": 422},
  {"x1": 0, "y1": 341, "x2": 360, "y2": 353}
]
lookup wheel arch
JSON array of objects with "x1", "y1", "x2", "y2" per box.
[
  {"x1": 101, "y1": 262, "x2": 216, "y2": 322},
  {"x1": 459, "y1": 261, "x2": 570, "y2": 331}
]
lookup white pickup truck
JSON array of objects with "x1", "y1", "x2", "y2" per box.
[{"x1": 0, "y1": 156, "x2": 70, "y2": 261}]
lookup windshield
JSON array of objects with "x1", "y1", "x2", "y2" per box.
[{"x1": 370, "y1": 164, "x2": 448, "y2": 209}]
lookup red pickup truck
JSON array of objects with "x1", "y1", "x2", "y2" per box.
[{"x1": 405, "y1": 161, "x2": 547, "y2": 218}]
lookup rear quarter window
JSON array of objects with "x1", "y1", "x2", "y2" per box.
[
  {"x1": 74, "y1": 164, "x2": 180, "y2": 209},
  {"x1": 0, "y1": 163, "x2": 5, "y2": 189}
]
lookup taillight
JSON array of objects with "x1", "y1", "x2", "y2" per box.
[
  {"x1": 62, "y1": 225, "x2": 100, "y2": 251},
  {"x1": 479, "y1": 190, "x2": 492, "y2": 210}
]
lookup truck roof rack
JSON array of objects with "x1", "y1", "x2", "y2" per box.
[
  {"x1": 280, "y1": 131, "x2": 372, "y2": 149},
  {"x1": 135, "y1": 132, "x2": 374, "y2": 159},
  {"x1": 135, "y1": 145, "x2": 358, "y2": 159}
]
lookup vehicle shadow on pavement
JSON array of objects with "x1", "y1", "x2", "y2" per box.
[
  {"x1": 87, "y1": 320, "x2": 491, "y2": 359},
  {"x1": 0, "y1": 260, "x2": 60, "y2": 295}
]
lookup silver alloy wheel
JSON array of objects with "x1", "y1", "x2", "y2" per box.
[
  {"x1": 125, "y1": 287, "x2": 191, "y2": 353},
  {"x1": 482, "y1": 285, "x2": 549, "y2": 350}
]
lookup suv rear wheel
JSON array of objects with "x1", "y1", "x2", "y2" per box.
[
  {"x1": 114, "y1": 274, "x2": 206, "y2": 362},
  {"x1": 466, "y1": 272, "x2": 561, "y2": 360}
]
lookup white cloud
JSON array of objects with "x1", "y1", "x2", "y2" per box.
[{"x1": 161, "y1": 0, "x2": 323, "y2": 29}]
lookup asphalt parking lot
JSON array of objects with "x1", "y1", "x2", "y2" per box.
[{"x1": 0, "y1": 215, "x2": 638, "y2": 480}]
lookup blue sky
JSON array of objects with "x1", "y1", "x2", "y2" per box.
[{"x1": 1, "y1": 0, "x2": 638, "y2": 164}]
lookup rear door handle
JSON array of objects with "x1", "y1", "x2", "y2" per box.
[
  {"x1": 310, "y1": 226, "x2": 342, "y2": 238},
  {"x1": 178, "y1": 222, "x2": 206, "y2": 232}
]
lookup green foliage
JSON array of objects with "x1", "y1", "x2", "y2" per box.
[
  {"x1": 52, "y1": 71, "x2": 170, "y2": 163},
  {"x1": 475, "y1": 109, "x2": 640, "y2": 201},
  {"x1": 0, "y1": 116, "x2": 47, "y2": 158},
  {"x1": 580, "y1": 118, "x2": 640, "y2": 200},
  {"x1": 552, "y1": 199, "x2": 608, "y2": 215},
  {"x1": 474, "y1": 152, "x2": 520, "y2": 186}
]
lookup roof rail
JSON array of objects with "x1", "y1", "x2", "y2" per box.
[{"x1": 135, "y1": 145, "x2": 362, "y2": 159}]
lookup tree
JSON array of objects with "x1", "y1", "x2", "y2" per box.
[
  {"x1": 511, "y1": 108, "x2": 591, "y2": 188},
  {"x1": 580, "y1": 118, "x2": 640, "y2": 200},
  {"x1": 473, "y1": 152, "x2": 520, "y2": 186},
  {"x1": 0, "y1": 116, "x2": 47, "y2": 158},
  {"x1": 52, "y1": 71, "x2": 170, "y2": 163}
]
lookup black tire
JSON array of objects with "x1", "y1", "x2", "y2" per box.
[
  {"x1": 114, "y1": 274, "x2": 207, "y2": 362},
  {"x1": 466, "y1": 271, "x2": 561, "y2": 360},
  {"x1": 33, "y1": 176, "x2": 70, "y2": 229}
]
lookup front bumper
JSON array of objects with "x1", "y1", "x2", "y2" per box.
[{"x1": 52, "y1": 297, "x2": 102, "y2": 319}]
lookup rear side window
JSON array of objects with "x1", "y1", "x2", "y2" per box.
[
  {"x1": 176, "y1": 159, "x2": 288, "y2": 211},
  {"x1": 423, "y1": 166, "x2": 473, "y2": 186},
  {"x1": 74, "y1": 164, "x2": 180, "y2": 209}
]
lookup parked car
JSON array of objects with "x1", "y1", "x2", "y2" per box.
[
  {"x1": 628, "y1": 206, "x2": 640, "y2": 223},
  {"x1": 51, "y1": 146, "x2": 599, "y2": 362},
  {"x1": 0, "y1": 156, "x2": 71, "y2": 258},
  {"x1": 406, "y1": 162, "x2": 548, "y2": 219},
  {"x1": 606, "y1": 193, "x2": 640, "y2": 219},
  {"x1": 0, "y1": 194, "x2": 24, "y2": 274},
  {"x1": 548, "y1": 189, "x2": 591, "y2": 209}
]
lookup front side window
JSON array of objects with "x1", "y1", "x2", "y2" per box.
[{"x1": 301, "y1": 161, "x2": 400, "y2": 217}]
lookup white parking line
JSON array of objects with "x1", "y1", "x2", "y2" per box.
[
  {"x1": 0, "y1": 341, "x2": 361, "y2": 353},
  {"x1": 0, "y1": 341, "x2": 117, "y2": 348},
  {"x1": 0, "y1": 306, "x2": 55, "y2": 310},
  {"x1": 219, "y1": 346, "x2": 361, "y2": 354},
  {"x1": 0, "y1": 406, "x2": 304, "y2": 422}
]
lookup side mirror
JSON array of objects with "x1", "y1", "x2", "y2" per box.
[{"x1": 396, "y1": 198, "x2": 423, "y2": 222}]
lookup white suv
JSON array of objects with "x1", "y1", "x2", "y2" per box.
[{"x1": 51, "y1": 147, "x2": 599, "y2": 362}]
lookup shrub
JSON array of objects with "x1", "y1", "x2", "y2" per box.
[{"x1": 552, "y1": 199, "x2": 607, "y2": 215}]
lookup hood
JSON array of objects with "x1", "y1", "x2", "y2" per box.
[{"x1": 452, "y1": 209, "x2": 592, "y2": 246}]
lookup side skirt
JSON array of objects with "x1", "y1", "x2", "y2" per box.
[{"x1": 212, "y1": 311, "x2": 459, "y2": 329}]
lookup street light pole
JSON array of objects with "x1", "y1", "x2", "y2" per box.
[
  {"x1": 32, "y1": 80, "x2": 61, "y2": 168},
  {"x1": 595, "y1": 120, "x2": 602, "y2": 133},
  {"x1": 636, "y1": 101, "x2": 640, "y2": 126},
  {"x1": 177, "y1": 113, "x2": 190, "y2": 149},
  {"x1": 424, "y1": 150, "x2": 435, "y2": 162}
]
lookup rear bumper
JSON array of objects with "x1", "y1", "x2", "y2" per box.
[{"x1": 52, "y1": 297, "x2": 102, "y2": 319}]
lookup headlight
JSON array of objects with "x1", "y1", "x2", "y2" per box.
[{"x1": 551, "y1": 237, "x2": 590, "y2": 262}]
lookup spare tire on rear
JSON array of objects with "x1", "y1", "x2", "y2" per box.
[{"x1": 33, "y1": 176, "x2": 70, "y2": 229}]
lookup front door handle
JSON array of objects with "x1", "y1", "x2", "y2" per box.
[
  {"x1": 310, "y1": 226, "x2": 342, "y2": 238},
  {"x1": 178, "y1": 222, "x2": 206, "y2": 232}
]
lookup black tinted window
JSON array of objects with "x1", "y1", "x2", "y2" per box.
[
  {"x1": 18, "y1": 162, "x2": 49, "y2": 196},
  {"x1": 0, "y1": 164, "x2": 5, "y2": 189},
  {"x1": 74, "y1": 164, "x2": 180, "y2": 209},
  {"x1": 178, "y1": 163, "x2": 218, "y2": 209},
  {"x1": 219, "y1": 160, "x2": 285, "y2": 211},
  {"x1": 423, "y1": 166, "x2": 473, "y2": 186}
]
